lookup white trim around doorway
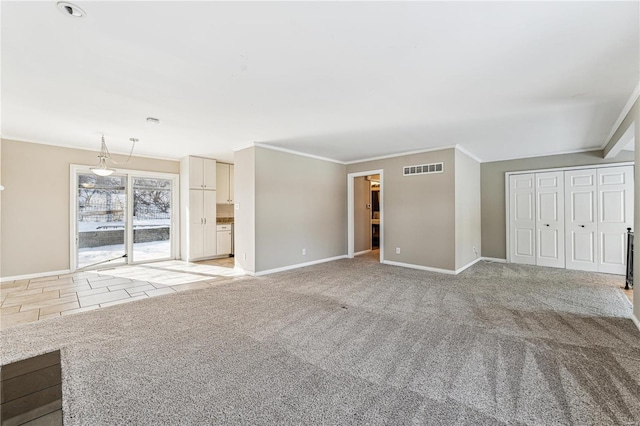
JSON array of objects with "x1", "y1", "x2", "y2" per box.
[{"x1": 347, "y1": 169, "x2": 384, "y2": 261}]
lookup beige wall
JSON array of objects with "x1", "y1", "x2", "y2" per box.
[
  {"x1": 354, "y1": 176, "x2": 371, "y2": 253},
  {"x1": 254, "y1": 147, "x2": 347, "y2": 272},
  {"x1": 347, "y1": 149, "x2": 456, "y2": 270},
  {"x1": 455, "y1": 150, "x2": 481, "y2": 269},
  {"x1": 0, "y1": 139, "x2": 179, "y2": 278},
  {"x1": 481, "y1": 149, "x2": 635, "y2": 260},
  {"x1": 233, "y1": 147, "x2": 256, "y2": 273}
]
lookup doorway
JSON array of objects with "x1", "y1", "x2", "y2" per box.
[
  {"x1": 347, "y1": 169, "x2": 383, "y2": 261},
  {"x1": 71, "y1": 166, "x2": 179, "y2": 271}
]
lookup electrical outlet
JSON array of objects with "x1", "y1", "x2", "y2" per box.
[
  {"x1": 473, "y1": 246, "x2": 478, "y2": 257},
  {"x1": 396, "y1": 247, "x2": 401, "y2": 254},
  {"x1": 302, "y1": 248, "x2": 306, "y2": 255},
  {"x1": 242, "y1": 253, "x2": 246, "y2": 261}
]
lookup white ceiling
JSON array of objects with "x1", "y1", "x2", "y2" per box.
[{"x1": 2, "y1": 1, "x2": 638, "y2": 163}]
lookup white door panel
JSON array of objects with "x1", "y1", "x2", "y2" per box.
[
  {"x1": 515, "y1": 193, "x2": 534, "y2": 220},
  {"x1": 535, "y1": 171, "x2": 564, "y2": 268},
  {"x1": 565, "y1": 169, "x2": 598, "y2": 271},
  {"x1": 571, "y1": 232, "x2": 595, "y2": 263},
  {"x1": 600, "y1": 190, "x2": 625, "y2": 223},
  {"x1": 189, "y1": 190, "x2": 204, "y2": 259},
  {"x1": 538, "y1": 229, "x2": 559, "y2": 256},
  {"x1": 510, "y1": 174, "x2": 536, "y2": 265},
  {"x1": 598, "y1": 166, "x2": 633, "y2": 274},
  {"x1": 515, "y1": 229, "x2": 535, "y2": 257},
  {"x1": 203, "y1": 190, "x2": 217, "y2": 257}
]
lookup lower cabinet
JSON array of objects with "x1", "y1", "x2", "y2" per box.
[{"x1": 216, "y1": 224, "x2": 232, "y2": 255}]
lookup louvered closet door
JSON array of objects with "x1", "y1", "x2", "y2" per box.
[
  {"x1": 509, "y1": 174, "x2": 536, "y2": 265},
  {"x1": 565, "y1": 169, "x2": 598, "y2": 271},
  {"x1": 597, "y1": 166, "x2": 634, "y2": 275},
  {"x1": 535, "y1": 171, "x2": 565, "y2": 268}
]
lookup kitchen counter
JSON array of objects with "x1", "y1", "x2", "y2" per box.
[{"x1": 217, "y1": 217, "x2": 234, "y2": 224}]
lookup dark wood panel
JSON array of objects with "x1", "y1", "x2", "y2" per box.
[
  {"x1": 1, "y1": 386, "x2": 62, "y2": 424},
  {"x1": 1, "y1": 401, "x2": 61, "y2": 426},
  {"x1": 1, "y1": 365, "x2": 61, "y2": 404},
  {"x1": 21, "y1": 409, "x2": 62, "y2": 426},
  {"x1": 0, "y1": 352, "x2": 60, "y2": 381}
]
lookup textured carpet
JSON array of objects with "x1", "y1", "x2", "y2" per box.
[{"x1": 1, "y1": 255, "x2": 639, "y2": 425}]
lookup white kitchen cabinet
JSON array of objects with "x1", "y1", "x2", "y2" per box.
[
  {"x1": 229, "y1": 165, "x2": 234, "y2": 204},
  {"x1": 188, "y1": 156, "x2": 216, "y2": 190},
  {"x1": 180, "y1": 156, "x2": 217, "y2": 261},
  {"x1": 216, "y1": 224, "x2": 232, "y2": 255},
  {"x1": 216, "y1": 163, "x2": 234, "y2": 204}
]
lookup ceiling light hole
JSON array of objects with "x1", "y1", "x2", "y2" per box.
[
  {"x1": 146, "y1": 117, "x2": 160, "y2": 125},
  {"x1": 57, "y1": 2, "x2": 85, "y2": 18}
]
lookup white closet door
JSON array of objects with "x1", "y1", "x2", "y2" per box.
[
  {"x1": 597, "y1": 166, "x2": 633, "y2": 275},
  {"x1": 509, "y1": 174, "x2": 536, "y2": 265},
  {"x1": 535, "y1": 171, "x2": 565, "y2": 268},
  {"x1": 565, "y1": 169, "x2": 598, "y2": 271}
]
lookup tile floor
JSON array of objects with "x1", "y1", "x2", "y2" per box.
[
  {"x1": 0, "y1": 257, "x2": 241, "y2": 330},
  {"x1": 623, "y1": 286, "x2": 633, "y2": 303}
]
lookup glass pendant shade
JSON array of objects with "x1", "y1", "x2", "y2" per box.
[
  {"x1": 91, "y1": 154, "x2": 115, "y2": 176},
  {"x1": 90, "y1": 135, "x2": 137, "y2": 177}
]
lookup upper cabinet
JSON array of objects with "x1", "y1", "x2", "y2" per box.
[
  {"x1": 216, "y1": 163, "x2": 234, "y2": 204},
  {"x1": 189, "y1": 156, "x2": 216, "y2": 190}
]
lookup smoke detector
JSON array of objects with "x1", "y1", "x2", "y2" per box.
[{"x1": 57, "y1": 2, "x2": 85, "y2": 18}]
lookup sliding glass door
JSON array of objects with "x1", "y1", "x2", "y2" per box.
[
  {"x1": 132, "y1": 177, "x2": 173, "y2": 262},
  {"x1": 73, "y1": 167, "x2": 178, "y2": 271},
  {"x1": 77, "y1": 173, "x2": 128, "y2": 269}
]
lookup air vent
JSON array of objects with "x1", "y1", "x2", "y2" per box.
[{"x1": 403, "y1": 162, "x2": 444, "y2": 176}]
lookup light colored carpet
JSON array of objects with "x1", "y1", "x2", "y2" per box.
[{"x1": 1, "y1": 255, "x2": 639, "y2": 425}]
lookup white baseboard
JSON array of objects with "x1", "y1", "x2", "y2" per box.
[
  {"x1": 631, "y1": 313, "x2": 640, "y2": 334},
  {"x1": 237, "y1": 268, "x2": 256, "y2": 277},
  {"x1": 455, "y1": 257, "x2": 482, "y2": 274},
  {"x1": 1, "y1": 269, "x2": 72, "y2": 283},
  {"x1": 381, "y1": 260, "x2": 457, "y2": 275},
  {"x1": 382, "y1": 257, "x2": 483, "y2": 275},
  {"x1": 481, "y1": 257, "x2": 507, "y2": 263},
  {"x1": 255, "y1": 255, "x2": 348, "y2": 276},
  {"x1": 354, "y1": 249, "x2": 371, "y2": 256}
]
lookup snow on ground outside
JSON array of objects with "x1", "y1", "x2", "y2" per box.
[
  {"x1": 78, "y1": 219, "x2": 170, "y2": 232},
  {"x1": 78, "y1": 240, "x2": 171, "y2": 268}
]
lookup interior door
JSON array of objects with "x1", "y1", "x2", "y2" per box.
[
  {"x1": 535, "y1": 171, "x2": 565, "y2": 268},
  {"x1": 597, "y1": 166, "x2": 633, "y2": 274},
  {"x1": 509, "y1": 174, "x2": 536, "y2": 265},
  {"x1": 565, "y1": 169, "x2": 598, "y2": 271}
]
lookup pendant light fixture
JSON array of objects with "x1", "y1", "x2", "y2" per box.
[{"x1": 90, "y1": 135, "x2": 138, "y2": 177}]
